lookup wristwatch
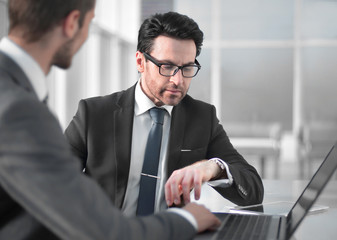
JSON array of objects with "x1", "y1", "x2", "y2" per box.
[
  {"x1": 208, "y1": 158, "x2": 226, "y2": 179},
  {"x1": 209, "y1": 158, "x2": 225, "y2": 170}
]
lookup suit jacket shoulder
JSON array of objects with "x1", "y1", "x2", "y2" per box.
[
  {"x1": 82, "y1": 84, "x2": 135, "y2": 110},
  {"x1": 65, "y1": 85, "x2": 137, "y2": 207},
  {"x1": 0, "y1": 51, "x2": 37, "y2": 98}
]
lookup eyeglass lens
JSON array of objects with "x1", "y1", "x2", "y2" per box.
[{"x1": 160, "y1": 64, "x2": 199, "y2": 77}]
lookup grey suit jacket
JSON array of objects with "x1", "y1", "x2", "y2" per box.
[
  {"x1": 0, "y1": 51, "x2": 196, "y2": 240},
  {"x1": 65, "y1": 84, "x2": 264, "y2": 210}
]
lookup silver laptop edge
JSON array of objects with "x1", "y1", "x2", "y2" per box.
[{"x1": 285, "y1": 143, "x2": 337, "y2": 239}]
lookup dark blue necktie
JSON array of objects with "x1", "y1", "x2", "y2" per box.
[{"x1": 136, "y1": 107, "x2": 166, "y2": 216}]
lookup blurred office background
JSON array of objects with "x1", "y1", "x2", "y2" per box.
[{"x1": 1, "y1": 0, "x2": 337, "y2": 180}]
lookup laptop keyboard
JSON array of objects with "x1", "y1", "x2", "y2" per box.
[{"x1": 213, "y1": 214, "x2": 272, "y2": 240}]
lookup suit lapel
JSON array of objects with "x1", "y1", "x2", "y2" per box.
[
  {"x1": 113, "y1": 85, "x2": 136, "y2": 208},
  {"x1": 0, "y1": 51, "x2": 37, "y2": 98},
  {"x1": 167, "y1": 102, "x2": 186, "y2": 177}
]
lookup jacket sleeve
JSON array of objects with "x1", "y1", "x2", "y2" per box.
[
  {"x1": 64, "y1": 99, "x2": 88, "y2": 170},
  {"x1": 207, "y1": 105, "x2": 264, "y2": 206},
  {"x1": 0, "y1": 97, "x2": 196, "y2": 240}
]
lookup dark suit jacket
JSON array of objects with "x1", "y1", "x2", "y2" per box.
[
  {"x1": 65, "y1": 84, "x2": 264, "y2": 209},
  {"x1": 0, "y1": 51, "x2": 196, "y2": 240}
]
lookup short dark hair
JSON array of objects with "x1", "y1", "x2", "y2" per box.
[
  {"x1": 137, "y1": 12, "x2": 204, "y2": 57},
  {"x1": 8, "y1": 0, "x2": 96, "y2": 42}
]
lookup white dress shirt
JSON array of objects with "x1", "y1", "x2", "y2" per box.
[
  {"x1": 121, "y1": 81, "x2": 198, "y2": 229},
  {"x1": 122, "y1": 81, "x2": 173, "y2": 215},
  {"x1": 0, "y1": 37, "x2": 47, "y2": 102}
]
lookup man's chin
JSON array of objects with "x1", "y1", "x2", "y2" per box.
[
  {"x1": 54, "y1": 61, "x2": 72, "y2": 70},
  {"x1": 163, "y1": 97, "x2": 183, "y2": 106}
]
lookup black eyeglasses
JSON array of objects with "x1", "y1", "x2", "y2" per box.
[{"x1": 143, "y1": 52, "x2": 201, "y2": 78}]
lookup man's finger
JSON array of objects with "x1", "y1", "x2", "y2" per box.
[
  {"x1": 168, "y1": 171, "x2": 184, "y2": 205},
  {"x1": 165, "y1": 182, "x2": 172, "y2": 206},
  {"x1": 193, "y1": 170, "x2": 203, "y2": 200},
  {"x1": 181, "y1": 171, "x2": 193, "y2": 204}
]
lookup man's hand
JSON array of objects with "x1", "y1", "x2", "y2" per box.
[
  {"x1": 165, "y1": 160, "x2": 222, "y2": 207},
  {"x1": 183, "y1": 202, "x2": 221, "y2": 232}
]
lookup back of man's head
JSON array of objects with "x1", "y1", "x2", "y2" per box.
[
  {"x1": 8, "y1": 0, "x2": 96, "y2": 43},
  {"x1": 137, "y1": 11, "x2": 204, "y2": 57}
]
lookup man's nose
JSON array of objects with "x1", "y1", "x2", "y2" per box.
[{"x1": 169, "y1": 69, "x2": 183, "y2": 85}]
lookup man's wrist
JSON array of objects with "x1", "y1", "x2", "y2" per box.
[{"x1": 208, "y1": 158, "x2": 226, "y2": 179}]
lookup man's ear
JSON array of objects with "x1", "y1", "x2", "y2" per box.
[
  {"x1": 63, "y1": 10, "x2": 81, "y2": 38},
  {"x1": 136, "y1": 51, "x2": 145, "y2": 73}
]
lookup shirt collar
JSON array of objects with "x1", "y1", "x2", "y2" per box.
[
  {"x1": 0, "y1": 37, "x2": 47, "y2": 102},
  {"x1": 135, "y1": 80, "x2": 173, "y2": 116}
]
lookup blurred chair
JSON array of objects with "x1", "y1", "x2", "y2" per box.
[
  {"x1": 298, "y1": 122, "x2": 337, "y2": 179},
  {"x1": 225, "y1": 122, "x2": 282, "y2": 179}
]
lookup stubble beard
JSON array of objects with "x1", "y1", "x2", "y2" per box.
[{"x1": 52, "y1": 38, "x2": 74, "y2": 69}]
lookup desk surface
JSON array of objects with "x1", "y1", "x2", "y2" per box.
[{"x1": 192, "y1": 179, "x2": 337, "y2": 240}]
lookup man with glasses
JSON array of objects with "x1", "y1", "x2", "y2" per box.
[{"x1": 65, "y1": 12, "x2": 264, "y2": 217}]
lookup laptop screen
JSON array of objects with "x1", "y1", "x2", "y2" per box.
[{"x1": 286, "y1": 143, "x2": 337, "y2": 238}]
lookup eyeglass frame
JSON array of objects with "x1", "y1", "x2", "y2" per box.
[{"x1": 142, "y1": 52, "x2": 201, "y2": 78}]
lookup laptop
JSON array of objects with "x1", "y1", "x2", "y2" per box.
[{"x1": 195, "y1": 142, "x2": 337, "y2": 240}]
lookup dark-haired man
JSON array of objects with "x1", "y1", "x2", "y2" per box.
[
  {"x1": 65, "y1": 11, "x2": 264, "y2": 217},
  {"x1": 0, "y1": 1, "x2": 220, "y2": 239}
]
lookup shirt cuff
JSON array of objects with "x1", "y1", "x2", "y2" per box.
[
  {"x1": 207, "y1": 158, "x2": 233, "y2": 187},
  {"x1": 167, "y1": 208, "x2": 198, "y2": 231}
]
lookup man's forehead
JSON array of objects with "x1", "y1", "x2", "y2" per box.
[{"x1": 151, "y1": 36, "x2": 197, "y2": 59}]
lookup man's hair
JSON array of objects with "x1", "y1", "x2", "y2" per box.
[
  {"x1": 137, "y1": 12, "x2": 204, "y2": 57},
  {"x1": 8, "y1": 0, "x2": 96, "y2": 42}
]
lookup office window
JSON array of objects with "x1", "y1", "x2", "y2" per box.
[
  {"x1": 175, "y1": 0, "x2": 337, "y2": 135},
  {"x1": 302, "y1": 47, "x2": 337, "y2": 122},
  {"x1": 189, "y1": 49, "x2": 212, "y2": 103},
  {"x1": 220, "y1": 0, "x2": 294, "y2": 40},
  {"x1": 301, "y1": 0, "x2": 337, "y2": 39},
  {"x1": 220, "y1": 48, "x2": 293, "y2": 128},
  {"x1": 46, "y1": 0, "x2": 140, "y2": 129},
  {"x1": 301, "y1": 1, "x2": 337, "y2": 126},
  {"x1": 141, "y1": 0, "x2": 173, "y2": 20}
]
